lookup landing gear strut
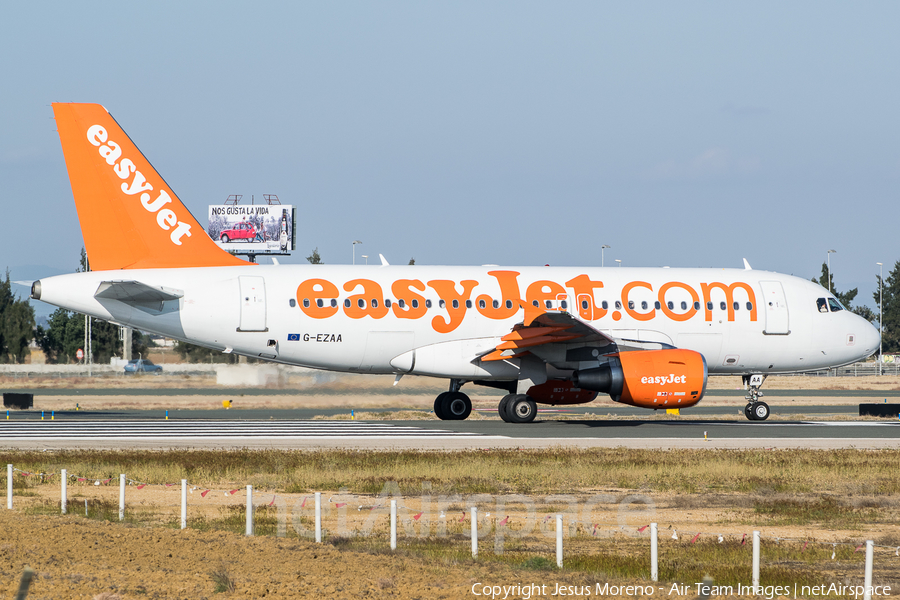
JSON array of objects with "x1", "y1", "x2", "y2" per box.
[
  {"x1": 743, "y1": 374, "x2": 769, "y2": 421},
  {"x1": 433, "y1": 380, "x2": 472, "y2": 421}
]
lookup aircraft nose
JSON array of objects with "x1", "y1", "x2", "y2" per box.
[{"x1": 857, "y1": 319, "x2": 881, "y2": 356}]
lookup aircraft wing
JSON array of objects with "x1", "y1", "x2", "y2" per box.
[
  {"x1": 478, "y1": 302, "x2": 615, "y2": 363},
  {"x1": 94, "y1": 280, "x2": 184, "y2": 313}
]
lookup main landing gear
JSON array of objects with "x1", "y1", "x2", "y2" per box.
[
  {"x1": 433, "y1": 380, "x2": 472, "y2": 421},
  {"x1": 498, "y1": 394, "x2": 538, "y2": 424},
  {"x1": 743, "y1": 374, "x2": 769, "y2": 421}
]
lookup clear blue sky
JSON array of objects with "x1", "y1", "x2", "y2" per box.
[{"x1": 2, "y1": 2, "x2": 898, "y2": 312}]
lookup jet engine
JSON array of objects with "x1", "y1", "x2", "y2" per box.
[{"x1": 572, "y1": 349, "x2": 707, "y2": 409}]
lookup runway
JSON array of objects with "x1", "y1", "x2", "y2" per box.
[{"x1": 0, "y1": 413, "x2": 897, "y2": 450}]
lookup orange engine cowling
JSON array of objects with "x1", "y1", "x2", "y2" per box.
[
  {"x1": 526, "y1": 380, "x2": 598, "y2": 405},
  {"x1": 572, "y1": 349, "x2": 707, "y2": 409}
]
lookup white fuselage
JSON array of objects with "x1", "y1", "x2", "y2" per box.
[{"x1": 35, "y1": 264, "x2": 879, "y2": 381}]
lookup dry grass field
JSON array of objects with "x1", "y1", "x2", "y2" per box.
[{"x1": 2, "y1": 448, "x2": 900, "y2": 599}]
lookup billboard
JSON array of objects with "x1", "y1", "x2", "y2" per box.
[{"x1": 207, "y1": 204, "x2": 295, "y2": 254}]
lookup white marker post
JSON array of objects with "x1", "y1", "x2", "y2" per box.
[
  {"x1": 314, "y1": 492, "x2": 322, "y2": 543},
  {"x1": 390, "y1": 499, "x2": 397, "y2": 550},
  {"x1": 246, "y1": 485, "x2": 253, "y2": 536},
  {"x1": 752, "y1": 531, "x2": 760, "y2": 594},
  {"x1": 6, "y1": 464, "x2": 12, "y2": 510},
  {"x1": 180, "y1": 479, "x2": 187, "y2": 529},
  {"x1": 863, "y1": 540, "x2": 874, "y2": 600},
  {"x1": 556, "y1": 514, "x2": 563, "y2": 568},
  {"x1": 650, "y1": 523, "x2": 658, "y2": 582},
  {"x1": 119, "y1": 474, "x2": 125, "y2": 521},
  {"x1": 471, "y1": 507, "x2": 478, "y2": 558},
  {"x1": 61, "y1": 469, "x2": 67, "y2": 515}
]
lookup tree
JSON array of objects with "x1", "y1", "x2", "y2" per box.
[
  {"x1": 32, "y1": 248, "x2": 150, "y2": 364},
  {"x1": 0, "y1": 270, "x2": 35, "y2": 363},
  {"x1": 306, "y1": 248, "x2": 323, "y2": 264},
  {"x1": 812, "y1": 262, "x2": 858, "y2": 309},
  {"x1": 408, "y1": 258, "x2": 415, "y2": 265},
  {"x1": 875, "y1": 260, "x2": 900, "y2": 354}
]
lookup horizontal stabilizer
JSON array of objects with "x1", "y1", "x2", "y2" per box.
[{"x1": 95, "y1": 280, "x2": 183, "y2": 312}]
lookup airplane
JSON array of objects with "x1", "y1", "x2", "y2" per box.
[{"x1": 32, "y1": 103, "x2": 880, "y2": 422}]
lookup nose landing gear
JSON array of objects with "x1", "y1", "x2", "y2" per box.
[{"x1": 743, "y1": 374, "x2": 769, "y2": 421}]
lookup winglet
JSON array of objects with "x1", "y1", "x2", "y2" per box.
[
  {"x1": 52, "y1": 103, "x2": 249, "y2": 270},
  {"x1": 742, "y1": 258, "x2": 752, "y2": 270}
]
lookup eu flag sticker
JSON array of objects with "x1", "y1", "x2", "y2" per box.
[{"x1": 287, "y1": 333, "x2": 301, "y2": 341}]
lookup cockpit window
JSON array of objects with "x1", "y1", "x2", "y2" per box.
[
  {"x1": 828, "y1": 298, "x2": 844, "y2": 312},
  {"x1": 816, "y1": 298, "x2": 828, "y2": 313}
]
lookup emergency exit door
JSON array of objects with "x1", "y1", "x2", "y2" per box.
[
  {"x1": 759, "y1": 281, "x2": 789, "y2": 335},
  {"x1": 238, "y1": 276, "x2": 267, "y2": 332}
]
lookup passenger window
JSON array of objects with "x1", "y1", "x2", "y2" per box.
[
  {"x1": 331, "y1": 299, "x2": 337, "y2": 308},
  {"x1": 479, "y1": 299, "x2": 486, "y2": 309},
  {"x1": 602, "y1": 301, "x2": 608, "y2": 310},
  {"x1": 720, "y1": 302, "x2": 727, "y2": 311},
  {"x1": 532, "y1": 300, "x2": 539, "y2": 307},
  {"x1": 628, "y1": 301, "x2": 635, "y2": 310},
  {"x1": 828, "y1": 298, "x2": 843, "y2": 312},
  {"x1": 303, "y1": 299, "x2": 310, "y2": 308},
  {"x1": 398, "y1": 299, "x2": 405, "y2": 308},
  {"x1": 641, "y1": 301, "x2": 648, "y2": 310},
  {"x1": 654, "y1": 301, "x2": 661, "y2": 310},
  {"x1": 706, "y1": 302, "x2": 713, "y2": 310},
  {"x1": 746, "y1": 302, "x2": 752, "y2": 310},
  {"x1": 733, "y1": 302, "x2": 739, "y2": 311},
  {"x1": 289, "y1": 299, "x2": 296, "y2": 308},
  {"x1": 425, "y1": 299, "x2": 432, "y2": 308},
  {"x1": 411, "y1": 299, "x2": 419, "y2": 309},
  {"x1": 667, "y1": 301, "x2": 674, "y2": 310},
  {"x1": 371, "y1": 299, "x2": 378, "y2": 308},
  {"x1": 561, "y1": 300, "x2": 567, "y2": 309},
  {"x1": 466, "y1": 300, "x2": 473, "y2": 309},
  {"x1": 385, "y1": 299, "x2": 392, "y2": 308},
  {"x1": 545, "y1": 300, "x2": 553, "y2": 309},
  {"x1": 358, "y1": 299, "x2": 365, "y2": 308},
  {"x1": 694, "y1": 302, "x2": 701, "y2": 310},
  {"x1": 344, "y1": 299, "x2": 351, "y2": 308},
  {"x1": 681, "y1": 301, "x2": 688, "y2": 310},
  {"x1": 816, "y1": 298, "x2": 828, "y2": 313},
  {"x1": 581, "y1": 300, "x2": 589, "y2": 310},
  {"x1": 316, "y1": 299, "x2": 323, "y2": 308},
  {"x1": 439, "y1": 299, "x2": 446, "y2": 309},
  {"x1": 615, "y1": 301, "x2": 622, "y2": 310},
  {"x1": 452, "y1": 299, "x2": 459, "y2": 309},
  {"x1": 506, "y1": 300, "x2": 513, "y2": 309},
  {"x1": 492, "y1": 300, "x2": 499, "y2": 309}
]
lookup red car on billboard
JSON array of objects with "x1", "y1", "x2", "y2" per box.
[{"x1": 219, "y1": 222, "x2": 257, "y2": 243}]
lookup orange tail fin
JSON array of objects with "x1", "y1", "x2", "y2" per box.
[{"x1": 52, "y1": 103, "x2": 249, "y2": 270}]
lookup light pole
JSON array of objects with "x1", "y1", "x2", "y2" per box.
[
  {"x1": 615, "y1": 259, "x2": 622, "y2": 268},
  {"x1": 352, "y1": 240, "x2": 362, "y2": 265},
  {"x1": 601, "y1": 245, "x2": 610, "y2": 267},
  {"x1": 877, "y1": 262, "x2": 883, "y2": 376},
  {"x1": 826, "y1": 249, "x2": 836, "y2": 293},
  {"x1": 361, "y1": 255, "x2": 368, "y2": 265}
]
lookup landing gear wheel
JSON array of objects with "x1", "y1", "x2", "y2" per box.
[
  {"x1": 744, "y1": 403, "x2": 754, "y2": 420},
  {"x1": 442, "y1": 391, "x2": 472, "y2": 420},
  {"x1": 433, "y1": 392, "x2": 450, "y2": 420},
  {"x1": 507, "y1": 394, "x2": 538, "y2": 424},
  {"x1": 498, "y1": 394, "x2": 515, "y2": 422},
  {"x1": 750, "y1": 401, "x2": 769, "y2": 421}
]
